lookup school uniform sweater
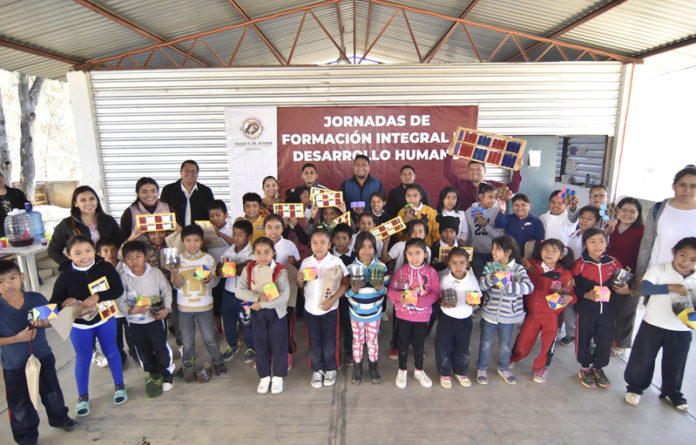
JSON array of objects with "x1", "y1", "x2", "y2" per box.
[
  {"x1": 524, "y1": 259, "x2": 576, "y2": 317},
  {"x1": 387, "y1": 263, "x2": 441, "y2": 323},
  {"x1": 117, "y1": 264, "x2": 173, "y2": 324},
  {"x1": 479, "y1": 260, "x2": 534, "y2": 324},
  {"x1": 572, "y1": 252, "x2": 623, "y2": 317},
  {"x1": 50, "y1": 257, "x2": 124, "y2": 328},
  {"x1": 345, "y1": 258, "x2": 388, "y2": 323},
  {"x1": 175, "y1": 251, "x2": 217, "y2": 313}
]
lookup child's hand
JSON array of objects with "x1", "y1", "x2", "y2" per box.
[
  {"x1": 353, "y1": 206, "x2": 364, "y2": 215},
  {"x1": 175, "y1": 224, "x2": 184, "y2": 232},
  {"x1": 296, "y1": 271, "x2": 305, "y2": 288},
  {"x1": 63, "y1": 298, "x2": 79, "y2": 308},
  {"x1": 154, "y1": 308, "x2": 170, "y2": 320},
  {"x1": 250, "y1": 302, "x2": 261, "y2": 311},
  {"x1": 15, "y1": 327, "x2": 36, "y2": 343},
  {"x1": 310, "y1": 204, "x2": 319, "y2": 219},
  {"x1": 585, "y1": 290, "x2": 599, "y2": 302},
  {"x1": 338, "y1": 202, "x2": 347, "y2": 214},
  {"x1": 475, "y1": 215, "x2": 487, "y2": 226},
  {"x1": 170, "y1": 266, "x2": 180, "y2": 275},
  {"x1": 129, "y1": 305, "x2": 149, "y2": 315},
  {"x1": 350, "y1": 283, "x2": 361, "y2": 294},
  {"x1": 403, "y1": 208, "x2": 416, "y2": 222},
  {"x1": 560, "y1": 294, "x2": 573, "y2": 306},
  {"x1": 258, "y1": 293, "x2": 269, "y2": 302},
  {"x1": 520, "y1": 258, "x2": 534, "y2": 272},
  {"x1": 613, "y1": 281, "x2": 631, "y2": 295},
  {"x1": 81, "y1": 294, "x2": 99, "y2": 308},
  {"x1": 202, "y1": 274, "x2": 213, "y2": 284},
  {"x1": 668, "y1": 284, "x2": 688, "y2": 296},
  {"x1": 320, "y1": 294, "x2": 338, "y2": 311},
  {"x1": 373, "y1": 282, "x2": 384, "y2": 292},
  {"x1": 129, "y1": 225, "x2": 143, "y2": 241},
  {"x1": 497, "y1": 199, "x2": 506, "y2": 213}
]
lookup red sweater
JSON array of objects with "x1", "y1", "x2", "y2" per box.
[
  {"x1": 524, "y1": 259, "x2": 577, "y2": 316},
  {"x1": 607, "y1": 224, "x2": 644, "y2": 272}
]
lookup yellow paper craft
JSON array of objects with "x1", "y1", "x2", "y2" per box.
[
  {"x1": 439, "y1": 246, "x2": 453, "y2": 262},
  {"x1": 545, "y1": 292, "x2": 566, "y2": 310},
  {"x1": 466, "y1": 291, "x2": 482, "y2": 305},
  {"x1": 222, "y1": 261, "x2": 237, "y2": 278},
  {"x1": 263, "y1": 282, "x2": 280, "y2": 301},
  {"x1": 335, "y1": 212, "x2": 351, "y2": 226},
  {"x1": 194, "y1": 265, "x2": 212, "y2": 280},
  {"x1": 594, "y1": 286, "x2": 611, "y2": 302},
  {"x1": 88, "y1": 276, "x2": 110, "y2": 294},
  {"x1": 137, "y1": 212, "x2": 176, "y2": 232},
  {"x1": 194, "y1": 220, "x2": 213, "y2": 228},
  {"x1": 677, "y1": 309, "x2": 696, "y2": 329},
  {"x1": 273, "y1": 203, "x2": 304, "y2": 219},
  {"x1": 303, "y1": 267, "x2": 318, "y2": 281},
  {"x1": 136, "y1": 296, "x2": 152, "y2": 307}
]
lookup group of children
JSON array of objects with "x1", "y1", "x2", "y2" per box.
[{"x1": 1, "y1": 162, "x2": 695, "y2": 444}]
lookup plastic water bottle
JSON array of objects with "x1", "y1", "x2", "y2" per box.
[{"x1": 24, "y1": 202, "x2": 45, "y2": 240}]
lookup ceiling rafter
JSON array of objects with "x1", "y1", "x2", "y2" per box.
[
  {"x1": 422, "y1": 0, "x2": 480, "y2": 63},
  {"x1": 633, "y1": 34, "x2": 696, "y2": 58},
  {"x1": 71, "y1": 0, "x2": 209, "y2": 67},
  {"x1": 226, "y1": 0, "x2": 287, "y2": 65},
  {"x1": 0, "y1": 37, "x2": 83, "y2": 65}
]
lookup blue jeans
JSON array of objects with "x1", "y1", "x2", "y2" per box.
[
  {"x1": 178, "y1": 310, "x2": 223, "y2": 366},
  {"x1": 221, "y1": 289, "x2": 253, "y2": 350},
  {"x1": 70, "y1": 317, "x2": 123, "y2": 396},
  {"x1": 476, "y1": 318, "x2": 514, "y2": 371}
]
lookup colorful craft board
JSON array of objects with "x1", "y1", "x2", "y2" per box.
[
  {"x1": 439, "y1": 246, "x2": 453, "y2": 262},
  {"x1": 546, "y1": 292, "x2": 566, "y2": 310},
  {"x1": 195, "y1": 220, "x2": 213, "y2": 228},
  {"x1": 98, "y1": 300, "x2": 119, "y2": 321},
  {"x1": 88, "y1": 276, "x2": 110, "y2": 294},
  {"x1": 678, "y1": 309, "x2": 696, "y2": 329},
  {"x1": 135, "y1": 295, "x2": 152, "y2": 307},
  {"x1": 311, "y1": 187, "x2": 343, "y2": 208},
  {"x1": 273, "y1": 203, "x2": 304, "y2": 219},
  {"x1": 466, "y1": 291, "x2": 481, "y2": 305},
  {"x1": 221, "y1": 261, "x2": 237, "y2": 278},
  {"x1": 558, "y1": 188, "x2": 577, "y2": 204},
  {"x1": 403, "y1": 289, "x2": 418, "y2": 307},
  {"x1": 263, "y1": 282, "x2": 280, "y2": 301},
  {"x1": 462, "y1": 247, "x2": 474, "y2": 262},
  {"x1": 194, "y1": 265, "x2": 212, "y2": 280},
  {"x1": 137, "y1": 212, "x2": 176, "y2": 233},
  {"x1": 28, "y1": 304, "x2": 59, "y2": 322},
  {"x1": 370, "y1": 216, "x2": 407, "y2": 242},
  {"x1": 303, "y1": 267, "x2": 318, "y2": 281},
  {"x1": 594, "y1": 286, "x2": 611, "y2": 302},
  {"x1": 335, "y1": 212, "x2": 351, "y2": 226},
  {"x1": 447, "y1": 127, "x2": 526, "y2": 171},
  {"x1": 599, "y1": 203, "x2": 617, "y2": 222},
  {"x1": 493, "y1": 271, "x2": 511, "y2": 288}
]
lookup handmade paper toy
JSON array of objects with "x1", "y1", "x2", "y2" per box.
[
  {"x1": 273, "y1": 203, "x2": 304, "y2": 219},
  {"x1": 496, "y1": 186, "x2": 513, "y2": 201},
  {"x1": 28, "y1": 304, "x2": 59, "y2": 322},
  {"x1": 483, "y1": 262, "x2": 506, "y2": 275},
  {"x1": 88, "y1": 276, "x2": 110, "y2": 294},
  {"x1": 466, "y1": 291, "x2": 482, "y2": 305},
  {"x1": 98, "y1": 300, "x2": 119, "y2": 321},
  {"x1": 194, "y1": 265, "x2": 212, "y2": 280},
  {"x1": 557, "y1": 188, "x2": 577, "y2": 204},
  {"x1": 447, "y1": 127, "x2": 526, "y2": 171},
  {"x1": 350, "y1": 201, "x2": 366, "y2": 209},
  {"x1": 493, "y1": 271, "x2": 511, "y2": 288},
  {"x1": 335, "y1": 212, "x2": 351, "y2": 226},
  {"x1": 599, "y1": 203, "x2": 617, "y2": 222},
  {"x1": 312, "y1": 187, "x2": 343, "y2": 208},
  {"x1": 303, "y1": 267, "x2": 318, "y2": 281},
  {"x1": 370, "y1": 216, "x2": 407, "y2": 242},
  {"x1": 221, "y1": 261, "x2": 237, "y2": 278},
  {"x1": 368, "y1": 264, "x2": 387, "y2": 285},
  {"x1": 439, "y1": 246, "x2": 453, "y2": 262},
  {"x1": 195, "y1": 220, "x2": 213, "y2": 228},
  {"x1": 137, "y1": 212, "x2": 176, "y2": 233},
  {"x1": 135, "y1": 295, "x2": 152, "y2": 307},
  {"x1": 0, "y1": 237, "x2": 7, "y2": 248},
  {"x1": 546, "y1": 292, "x2": 566, "y2": 310},
  {"x1": 471, "y1": 206, "x2": 487, "y2": 219},
  {"x1": 403, "y1": 289, "x2": 419, "y2": 307},
  {"x1": 594, "y1": 286, "x2": 611, "y2": 302},
  {"x1": 462, "y1": 246, "x2": 474, "y2": 261},
  {"x1": 263, "y1": 282, "x2": 280, "y2": 301},
  {"x1": 677, "y1": 309, "x2": 696, "y2": 329}
]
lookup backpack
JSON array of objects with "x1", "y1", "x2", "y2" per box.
[{"x1": 245, "y1": 261, "x2": 286, "y2": 288}]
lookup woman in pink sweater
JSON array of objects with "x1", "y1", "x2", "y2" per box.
[{"x1": 387, "y1": 238, "x2": 441, "y2": 389}]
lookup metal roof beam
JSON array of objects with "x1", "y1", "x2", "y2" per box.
[
  {"x1": 423, "y1": 0, "x2": 480, "y2": 63},
  {"x1": 632, "y1": 34, "x2": 696, "y2": 58},
  {"x1": 71, "y1": 0, "x2": 209, "y2": 66},
  {"x1": 226, "y1": 0, "x2": 288, "y2": 65},
  {"x1": 505, "y1": 0, "x2": 627, "y2": 62},
  {"x1": 0, "y1": 37, "x2": 83, "y2": 65}
]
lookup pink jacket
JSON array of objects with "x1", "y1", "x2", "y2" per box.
[{"x1": 387, "y1": 263, "x2": 441, "y2": 323}]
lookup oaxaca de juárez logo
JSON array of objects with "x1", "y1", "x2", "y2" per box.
[{"x1": 241, "y1": 117, "x2": 263, "y2": 139}]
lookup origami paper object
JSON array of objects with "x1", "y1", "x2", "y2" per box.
[
  {"x1": 194, "y1": 265, "x2": 212, "y2": 280},
  {"x1": 466, "y1": 291, "x2": 482, "y2": 305},
  {"x1": 546, "y1": 292, "x2": 567, "y2": 310},
  {"x1": 28, "y1": 304, "x2": 59, "y2": 322},
  {"x1": 594, "y1": 286, "x2": 611, "y2": 302},
  {"x1": 303, "y1": 267, "x2": 318, "y2": 281},
  {"x1": 678, "y1": 309, "x2": 696, "y2": 329},
  {"x1": 493, "y1": 271, "x2": 511, "y2": 288},
  {"x1": 263, "y1": 282, "x2": 280, "y2": 301},
  {"x1": 222, "y1": 261, "x2": 237, "y2": 278}
]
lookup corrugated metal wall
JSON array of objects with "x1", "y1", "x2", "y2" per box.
[
  {"x1": 86, "y1": 62, "x2": 624, "y2": 215},
  {"x1": 555, "y1": 135, "x2": 609, "y2": 186}
]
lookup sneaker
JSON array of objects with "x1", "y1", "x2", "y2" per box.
[
  {"x1": 58, "y1": 417, "x2": 79, "y2": 432},
  {"x1": 592, "y1": 367, "x2": 611, "y2": 388},
  {"x1": 162, "y1": 381, "x2": 174, "y2": 392},
  {"x1": 324, "y1": 370, "x2": 337, "y2": 387},
  {"x1": 533, "y1": 368, "x2": 547, "y2": 384},
  {"x1": 311, "y1": 371, "x2": 324, "y2": 388},
  {"x1": 91, "y1": 351, "x2": 108, "y2": 368},
  {"x1": 389, "y1": 349, "x2": 398, "y2": 360},
  {"x1": 271, "y1": 376, "x2": 283, "y2": 394},
  {"x1": 414, "y1": 369, "x2": 432, "y2": 388},
  {"x1": 455, "y1": 374, "x2": 472, "y2": 388},
  {"x1": 559, "y1": 336, "x2": 575, "y2": 347},
  {"x1": 396, "y1": 369, "x2": 407, "y2": 389},
  {"x1": 223, "y1": 345, "x2": 238, "y2": 361},
  {"x1": 214, "y1": 363, "x2": 227, "y2": 375},
  {"x1": 665, "y1": 395, "x2": 689, "y2": 412},
  {"x1": 476, "y1": 369, "x2": 488, "y2": 385},
  {"x1": 498, "y1": 368, "x2": 517, "y2": 385},
  {"x1": 257, "y1": 376, "x2": 271, "y2": 394},
  {"x1": 243, "y1": 348, "x2": 256, "y2": 363},
  {"x1": 195, "y1": 364, "x2": 212, "y2": 383},
  {"x1": 440, "y1": 376, "x2": 452, "y2": 389},
  {"x1": 625, "y1": 392, "x2": 640, "y2": 406},
  {"x1": 288, "y1": 353, "x2": 293, "y2": 370},
  {"x1": 578, "y1": 368, "x2": 597, "y2": 388}
]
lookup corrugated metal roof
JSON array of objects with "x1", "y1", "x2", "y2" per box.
[{"x1": 1, "y1": 0, "x2": 695, "y2": 79}]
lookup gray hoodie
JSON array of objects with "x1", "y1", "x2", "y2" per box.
[
  {"x1": 465, "y1": 202, "x2": 504, "y2": 254},
  {"x1": 117, "y1": 264, "x2": 173, "y2": 324}
]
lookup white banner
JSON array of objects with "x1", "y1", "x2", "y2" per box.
[{"x1": 224, "y1": 107, "x2": 277, "y2": 219}]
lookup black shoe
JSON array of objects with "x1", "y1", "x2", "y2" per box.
[
  {"x1": 369, "y1": 361, "x2": 382, "y2": 385},
  {"x1": 214, "y1": 363, "x2": 227, "y2": 375},
  {"x1": 344, "y1": 354, "x2": 354, "y2": 367},
  {"x1": 351, "y1": 361, "x2": 362, "y2": 385},
  {"x1": 559, "y1": 336, "x2": 575, "y2": 347},
  {"x1": 58, "y1": 417, "x2": 79, "y2": 432}
]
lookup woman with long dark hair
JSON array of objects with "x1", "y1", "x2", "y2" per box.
[{"x1": 120, "y1": 177, "x2": 172, "y2": 242}]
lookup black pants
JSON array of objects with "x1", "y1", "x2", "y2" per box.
[
  {"x1": 305, "y1": 310, "x2": 339, "y2": 372},
  {"x1": 435, "y1": 313, "x2": 473, "y2": 376},
  {"x1": 252, "y1": 308, "x2": 288, "y2": 378},
  {"x1": 129, "y1": 320, "x2": 173, "y2": 377},
  {"x1": 576, "y1": 309, "x2": 615, "y2": 369},
  {"x1": 169, "y1": 287, "x2": 183, "y2": 346},
  {"x1": 624, "y1": 321, "x2": 692, "y2": 399},
  {"x1": 212, "y1": 279, "x2": 224, "y2": 318},
  {"x1": 338, "y1": 296, "x2": 353, "y2": 357},
  {"x1": 614, "y1": 293, "x2": 640, "y2": 348},
  {"x1": 397, "y1": 319, "x2": 428, "y2": 370},
  {"x1": 115, "y1": 317, "x2": 135, "y2": 361},
  {"x1": 3, "y1": 353, "x2": 70, "y2": 445}
]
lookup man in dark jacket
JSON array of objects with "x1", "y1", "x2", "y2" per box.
[
  {"x1": 0, "y1": 172, "x2": 28, "y2": 237},
  {"x1": 385, "y1": 165, "x2": 431, "y2": 218},
  {"x1": 160, "y1": 160, "x2": 215, "y2": 227}
]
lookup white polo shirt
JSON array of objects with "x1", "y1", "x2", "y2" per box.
[
  {"x1": 439, "y1": 271, "x2": 481, "y2": 319},
  {"x1": 299, "y1": 254, "x2": 348, "y2": 316},
  {"x1": 274, "y1": 237, "x2": 300, "y2": 267}
]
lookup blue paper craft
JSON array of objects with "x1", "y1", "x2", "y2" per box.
[
  {"x1": 28, "y1": 304, "x2": 59, "y2": 322},
  {"x1": 471, "y1": 206, "x2": 487, "y2": 219},
  {"x1": 350, "y1": 201, "x2": 366, "y2": 209}
]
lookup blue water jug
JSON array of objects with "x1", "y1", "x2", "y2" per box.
[{"x1": 24, "y1": 202, "x2": 45, "y2": 240}]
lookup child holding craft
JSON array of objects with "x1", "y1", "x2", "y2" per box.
[
  {"x1": 49, "y1": 235, "x2": 126, "y2": 417},
  {"x1": 397, "y1": 185, "x2": 439, "y2": 245},
  {"x1": 208, "y1": 199, "x2": 233, "y2": 337},
  {"x1": 297, "y1": 228, "x2": 349, "y2": 388},
  {"x1": 332, "y1": 223, "x2": 355, "y2": 366},
  {"x1": 436, "y1": 186, "x2": 468, "y2": 244},
  {"x1": 388, "y1": 238, "x2": 441, "y2": 389},
  {"x1": 430, "y1": 215, "x2": 462, "y2": 273},
  {"x1": 476, "y1": 235, "x2": 534, "y2": 385},
  {"x1": 349, "y1": 212, "x2": 384, "y2": 258},
  {"x1": 510, "y1": 239, "x2": 576, "y2": 383},
  {"x1": 465, "y1": 183, "x2": 505, "y2": 278},
  {"x1": 539, "y1": 190, "x2": 580, "y2": 246},
  {"x1": 369, "y1": 191, "x2": 390, "y2": 225},
  {"x1": 236, "y1": 237, "x2": 291, "y2": 395},
  {"x1": 494, "y1": 193, "x2": 544, "y2": 257}
]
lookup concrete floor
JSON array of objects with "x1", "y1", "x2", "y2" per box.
[{"x1": 1, "y1": 276, "x2": 694, "y2": 444}]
